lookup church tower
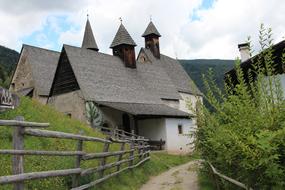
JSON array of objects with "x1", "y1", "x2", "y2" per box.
[
  {"x1": 81, "y1": 17, "x2": 99, "y2": 51},
  {"x1": 110, "y1": 23, "x2": 137, "y2": 68},
  {"x1": 142, "y1": 21, "x2": 161, "y2": 59}
]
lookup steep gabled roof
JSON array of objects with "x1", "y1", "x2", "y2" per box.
[
  {"x1": 62, "y1": 45, "x2": 181, "y2": 104},
  {"x1": 139, "y1": 48, "x2": 202, "y2": 95},
  {"x1": 81, "y1": 19, "x2": 99, "y2": 51},
  {"x1": 20, "y1": 45, "x2": 60, "y2": 96},
  {"x1": 110, "y1": 24, "x2": 137, "y2": 48},
  {"x1": 142, "y1": 21, "x2": 161, "y2": 37}
]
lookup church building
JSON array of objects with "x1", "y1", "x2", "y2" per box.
[{"x1": 10, "y1": 18, "x2": 202, "y2": 153}]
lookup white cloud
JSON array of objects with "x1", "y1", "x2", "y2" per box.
[{"x1": 0, "y1": 0, "x2": 284, "y2": 59}]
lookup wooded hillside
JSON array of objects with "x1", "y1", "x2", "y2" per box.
[
  {"x1": 179, "y1": 59, "x2": 235, "y2": 95},
  {"x1": 0, "y1": 45, "x2": 19, "y2": 87}
]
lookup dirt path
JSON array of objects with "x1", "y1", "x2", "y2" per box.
[{"x1": 140, "y1": 160, "x2": 200, "y2": 190}]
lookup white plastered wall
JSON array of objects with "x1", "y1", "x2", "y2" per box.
[
  {"x1": 137, "y1": 118, "x2": 195, "y2": 154},
  {"x1": 165, "y1": 118, "x2": 195, "y2": 154}
]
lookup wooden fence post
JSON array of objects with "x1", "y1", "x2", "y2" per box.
[
  {"x1": 116, "y1": 142, "x2": 125, "y2": 171},
  {"x1": 98, "y1": 137, "x2": 110, "y2": 178},
  {"x1": 12, "y1": 116, "x2": 25, "y2": 190},
  {"x1": 129, "y1": 133, "x2": 135, "y2": 168},
  {"x1": 71, "y1": 139, "x2": 83, "y2": 187}
]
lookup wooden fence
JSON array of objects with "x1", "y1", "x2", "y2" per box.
[
  {"x1": 205, "y1": 161, "x2": 253, "y2": 190},
  {"x1": 0, "y1": 116, "x2": 150, "y2": 190}
]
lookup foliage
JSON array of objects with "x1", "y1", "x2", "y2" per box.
[
  {"x1": 0, "y1": 45, "x2": 19, "y2": 88},
  {"x1": 180, "y1": 59, "x2": 235, "y2": 94},
  {"x1": 85, "y1": 101, "x2": 103, "y2": 128},
  {"x1": 195, "y1": 24, "x2": 285, "y2": 189}
]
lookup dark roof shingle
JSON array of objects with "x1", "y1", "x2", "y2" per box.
[
  {"x1": 23, "y1": 45, "x2": 60, "y2": 96},
  {"x1": 141, "y1": 48, "x2": 202, "y2": 95},
  {"x1": 142, "y1": 21, "x2": 161, "y2": 37},
  {"x1": 110, "y1": 24, "x2": 137, "y2": 48},
  {"x1": 63, "y1": 45, "x2": 181, "y2": 104},
  {"x1": 81, "y1": 19, "x2": 99, "y2": 51},
  {"x1": 98, "y1": 101, "x2": 190, "y2": 117}
]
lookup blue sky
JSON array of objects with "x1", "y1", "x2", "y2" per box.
[
  {"x1": 0, "y1": 0, "x2": 284, "y2": 59},
  {"x1": 21, "y1": 15, "x2": 81, "y2": 51}
]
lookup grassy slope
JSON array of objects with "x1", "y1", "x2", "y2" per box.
[
  {"x1": 0, "y1": 97, "x2": 195, "y2": 190},
  {"x1": 0, "y1": 97, "x2": 109, "y2": 189}
]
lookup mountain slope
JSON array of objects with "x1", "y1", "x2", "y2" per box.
[
  {"x1": 179, "y1": 59, "x2": 235, "y2": 95},
  {"x1": 0, "y1": 45, "x2": 19, "y2": 87}
]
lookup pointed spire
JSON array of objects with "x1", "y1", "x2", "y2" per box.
[
  {"x1": 82, "y1": 17, "x2": 99, "y2": 51},
  {"x1": 142, "y1": 21, "x2": 161, "y2": 37},
  {"x1": 110, "y1": 23, "x2": 137, "y2": 48}
]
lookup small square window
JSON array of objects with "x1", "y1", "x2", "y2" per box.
[{"x1": 178, "y1": 124, "x2": 183, "y2": 134}]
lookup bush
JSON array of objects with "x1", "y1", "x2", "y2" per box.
[{"x1": 195, "y1": 24, "x2": 285, "y2": 189}]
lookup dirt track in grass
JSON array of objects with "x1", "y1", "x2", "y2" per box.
[{"x1": 140, "y1": 160, "x2": 200, "y2": 190}]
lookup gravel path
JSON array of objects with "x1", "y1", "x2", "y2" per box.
[{"x1": 140, "y1": 160, "x2": 200, "y2": 190}]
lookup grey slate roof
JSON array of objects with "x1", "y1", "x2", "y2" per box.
[
  {"x1": 140, "y1": 48, "x2": 202, "y2": 95},
  {"x1": 81, "y1": 19, "x2": 99, "y2": 51},
  {"x1": 22, "y1": 45, "x2": 60, "y2": 96},
  {"x1": 110, "y1": 24, "x2": 137, "y2": 48},
  {"x1": 63, "y1": 45, "x2": 181, "y2": 105},
  {"x1": 98, "y1": 101, "x2": 190, "y2": 117},
  {"x1": 142, "y1": 21, "x2": 161, "y2": 37}
]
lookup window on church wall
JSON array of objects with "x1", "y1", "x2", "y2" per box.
[{"x1": 178, "y1": 124, "x2": 183, "y2": 134}]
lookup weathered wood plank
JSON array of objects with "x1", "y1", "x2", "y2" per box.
[
  {"x1": 24, "y1": 128, "x2": 111, "y2": 143},
  {"x1": 98, "y1": 139, "x2": 110, "y2": 178},
  {"x1": 72, "y1": 157, "x2": 150, "y2": 190},
  {"x1": 82, "y1": 149, "x2": 133, "y2": 160},
  {"x1": 116, "y1": 142, "x2": 125, "y2": 171},
  {"x1": 72, "y1": 139, "x2": 83, "y2": 188},
  {"x1": 0, "y1": 168, "x2": 81, "y2": 185},
  {"x1": 81, "y1": 158, "x2": 133, "y2": 176},
  {"x1": 129, "y1": 136, "x2": 135, "y2": 167},
  {"x1": 0, "y1": 150, "x2": 85, "y2": 156},
  {"x1": 12, "y1": 116, "x2": 24, "y2": 190},
  {"x1": 0, "y1": 120, "x2": 49, "y2": 128},
  {"x1": 109, "y1": 137, "x2": 129, "y2": 143}
]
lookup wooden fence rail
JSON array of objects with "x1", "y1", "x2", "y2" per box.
[
  {"x1": 0, "y1": 116, "x2": 150, "y2": 190},
  {"x1": 204, "y1": 161, "x2": 253, "y2": 190}
]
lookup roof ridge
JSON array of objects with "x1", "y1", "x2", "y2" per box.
[{"x1": 23, "y1": 44, "x2": 60, "y2": 53}]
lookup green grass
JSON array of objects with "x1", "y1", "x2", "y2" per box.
[
  {"x1": 0, "y1": 97, "x2": 197, "y2": 190},
  {"x1": 0, "y1": 97, "x2": 109, "y2": 189}
]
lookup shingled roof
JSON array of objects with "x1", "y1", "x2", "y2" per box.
[
  {"x1": 142, "y1": 21, "x2": 161, "y2": 37},
  {"x1": 63, "y1": 45, "x2": 181, "y2": 104},
  {"x1": 110, "y1": 24, "x2": 137, "y2": 48},
  {"x1": 81, "y1": 18, "x2": 99, "y2": 51},
  {"x1": 21, "y1": 45, "x2": 60, "y2": 96},
  {"x1": 98, "y1": 101, "x2": 190, "y2": 117},
  {"x1": 139, "y1": 48, "x2": 202, "y2": 95}
]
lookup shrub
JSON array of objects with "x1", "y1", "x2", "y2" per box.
[{"x1": 195, "y1": 24, "x2": 285, "y2": 189}]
